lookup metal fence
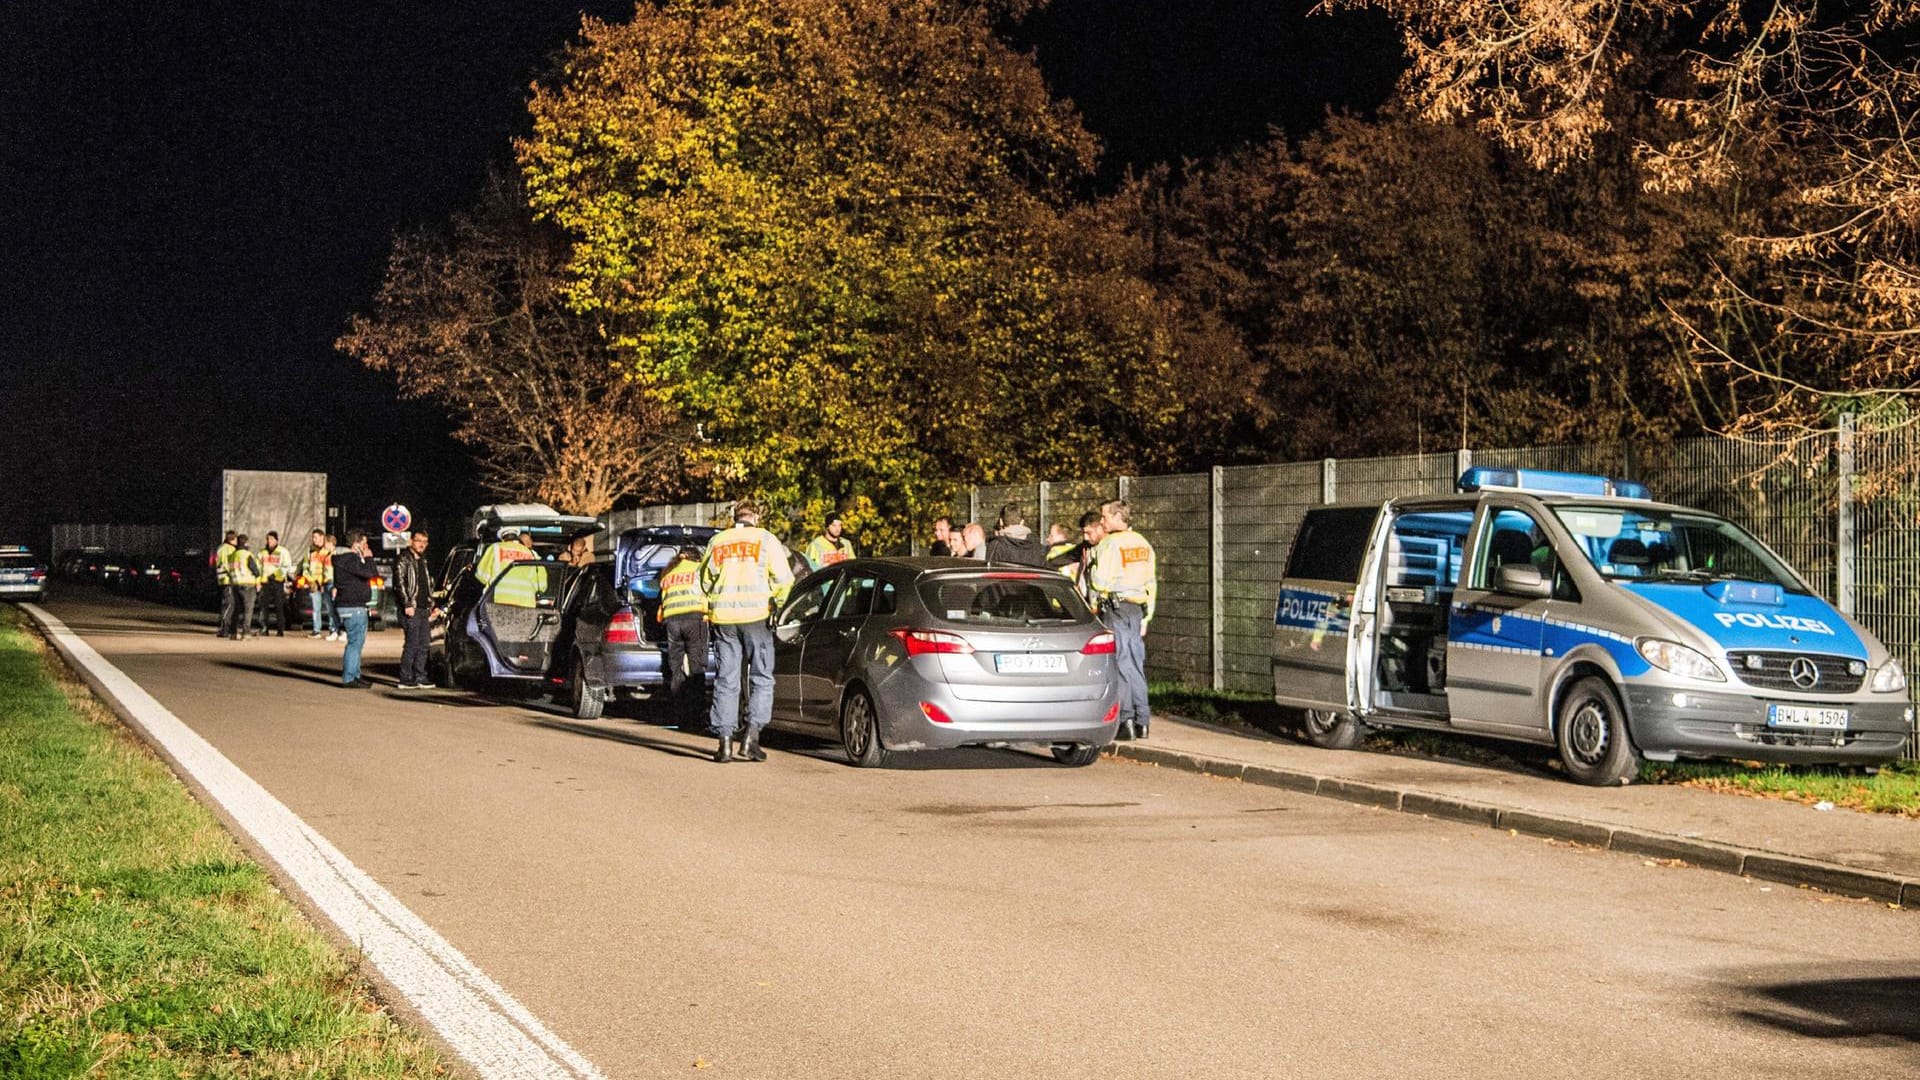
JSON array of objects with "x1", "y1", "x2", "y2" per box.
[
  {"x1": 49, "y1": 523, "x2": 200, "y2": 558},
  {"x1": 963, "y1": 432, "x2": 1920, "y2": 759}
]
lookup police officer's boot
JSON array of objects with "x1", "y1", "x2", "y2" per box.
[
  {"x1": 713, "y1": 731, "x2": 733, "y2": 763},
  {"x1": 743, "y1": 725, "x2": 767, "y2": 763}
]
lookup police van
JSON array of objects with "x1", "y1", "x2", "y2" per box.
[
  {"x1": 1272, "y1": 468, "x2": 1913, "y2": 784},
  {"x1": 0, "y1": 546, "x2": 48, "y2": 603}
]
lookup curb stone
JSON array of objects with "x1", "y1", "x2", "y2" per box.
[{"x1": 1107, "y1": 741, "x2": 1915, "y2": 910}]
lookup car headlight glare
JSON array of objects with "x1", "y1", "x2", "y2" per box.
[
  {"x1": 1870, "y1": 658, "x2": 1907, "y2": 694},
  {"x1": 1636, "y1": 639, "x2": 1726, "y2": 682}
]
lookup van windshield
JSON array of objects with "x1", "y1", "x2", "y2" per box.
[{"x1": 1550, "y1": 505, "x2": 1806, "y2": 593}]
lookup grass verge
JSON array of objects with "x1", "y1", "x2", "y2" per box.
[
  {"x1": 1149, "y1": 681, "x2": 1920, "y2": 815},
  {"x1": 0, "y1": 608, "x2": 451, "y2": 1078}
]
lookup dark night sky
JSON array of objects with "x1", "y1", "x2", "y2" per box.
[{"x1": 0, "y1": 0, "x2": 1398, "y2": 549}]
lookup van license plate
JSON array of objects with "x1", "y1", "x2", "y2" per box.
[
  {"x1": 1767, "y1": 704, "x2": 1849, "y2": 730},
  {"x1": 996, "y1": 653, "x2": 1068, "y2": 675}
]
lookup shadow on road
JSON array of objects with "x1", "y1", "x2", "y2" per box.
[
  {"x1": 530, "y1": 718, "x2": 719, "y2": 761},
  {"x1": 212, "y1": 660, "x2": 345, "y2": 687},
  {"x1": 1718, "y1": 963, "x2": 1920, "y2": 1044}
]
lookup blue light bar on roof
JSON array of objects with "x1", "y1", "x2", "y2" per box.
[{"x1": 1457, "y1": 467, "x2": 1652, "y2": 500}]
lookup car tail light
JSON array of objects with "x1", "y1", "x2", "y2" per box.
[
  {"x1": 29, "y1": 571, "x2": 46, "y2": 581},
  {"x1": 890, "y1": 628, "x2": 974, "y2": 656},
  {"x1": 604, "y1": 610, "x2": 642, "y2": 644},
  {"x1": 1102, "y1": 702, "x2": 1120, "y2": 724},
  {"x1": 920, "y1": 701, "x2": 954, "y2": 724},
  {"x1": 1081, "y1": 631, "x2": 1116, "y2": 655}
]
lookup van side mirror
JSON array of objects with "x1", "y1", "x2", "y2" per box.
[{"x1": 1496, "y1": 563, "x2": 1551, "y2": 599}]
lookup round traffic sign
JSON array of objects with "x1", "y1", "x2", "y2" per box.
[{"x1": 381, "y1": 504, "x2": 412, "y2": 533}]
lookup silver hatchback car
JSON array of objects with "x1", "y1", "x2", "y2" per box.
[{"x1": 767, "y1": 558, "x2": 1121, "y2": 766}]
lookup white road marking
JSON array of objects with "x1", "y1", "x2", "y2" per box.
[{"x1": 25, "y1": 605, "x2": 608, "y2": 1080}]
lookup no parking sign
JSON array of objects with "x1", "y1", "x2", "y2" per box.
[{"x1": 380, "y1": 504, "x2": 412, "y2": 550}]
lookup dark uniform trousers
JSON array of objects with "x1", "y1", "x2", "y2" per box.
[
  {"x1": 259, "y1": 580, "x2": 287, "y2": 634},
  {"x1": 663, "y1": 613, "x2": 710, "y2": 731}
]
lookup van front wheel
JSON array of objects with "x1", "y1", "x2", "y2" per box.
[
  {"x1": 1556, "y1": 676, "x2": 1640, "y2": 786},
  {"x1": 1300, "y1": 708, "x2": 1365, "y2": 750}
]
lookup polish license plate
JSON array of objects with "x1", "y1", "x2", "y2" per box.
[
  {"x1": 995, "y1": 653, "x2": 1068, "y2": 675},
  {"x1": 1767, "y1": 703, "x2": 1849, "y2": 730}
]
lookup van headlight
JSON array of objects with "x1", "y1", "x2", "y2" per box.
[
  {"x1": 1870, "y1": 659, "x2": 1907, "y2": 694},
  {"x1": 1636, "y1": 639, "x2": 1726, "y2": 682}
]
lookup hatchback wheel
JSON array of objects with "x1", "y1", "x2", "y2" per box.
[
  {"x1": 1050, "y1": 743, "x2": 1102, "y2": 767},
  {"x1": 840, "y1": 689, "x2": 891, "y2": 768}
]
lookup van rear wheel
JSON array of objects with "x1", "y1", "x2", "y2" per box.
[
  {"x1": 1556, "y1": 676, "x2": 1640, "y2": 786},
  {"x1": 1300, "y1": 708, "x2": 1365, "y2": 750}
]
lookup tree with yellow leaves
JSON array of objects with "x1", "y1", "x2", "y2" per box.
[{"x1": 517, "y1": 0, "x2": 1193, "y2": 546}]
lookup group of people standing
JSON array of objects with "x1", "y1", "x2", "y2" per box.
[
  {"x1": 211, "y1": 527, "x2": 417, "y2": 691},
  {"x1": 931, "y1": 501, "x2": 1157, "y2": 740},
  {"x1": 661, "y1": 497, "x2": 1157, "y2": 765}
]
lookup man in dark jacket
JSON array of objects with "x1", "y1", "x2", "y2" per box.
[
  {"x1": 393, "y1": 528, "x2": 436, "y2": 689},
  {"x1": 331, "y1": 531, "x2": 379, "y2": 689},
  {"x1": 984, "y1": 504, "x2": 1047, "y2": 566}
]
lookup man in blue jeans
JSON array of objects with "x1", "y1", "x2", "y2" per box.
[{"x1": 330, "y1": 531, "x2": 379, "y2": 688}]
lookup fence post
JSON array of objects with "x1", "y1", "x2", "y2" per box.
[
  {"x1": 1211, "y1": 466, "x2": 1225, "y2": 692},
  {"x1": 969, "y1": 487, "x2": 978, "y2": 527},
  {"x1": 1837, "y1": 414, "x2": 1856, "y2": 616},
  {"x1": 1454, "y1": 448, "x2": 1472, "y2": 489},
  {"x1": 1117, "y1": 476, "x2": 1130, "y2": 503},
  {"x1": 1321, "y1": 459, "x2": 1337, "y2": 504},
  {"x1": 1038, "y1": 481, "x2": 1050, "y2": 533}
]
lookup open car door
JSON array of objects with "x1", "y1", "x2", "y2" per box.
[{"x1": 470, "y1": 560, "x2": 565, "y2": 678}]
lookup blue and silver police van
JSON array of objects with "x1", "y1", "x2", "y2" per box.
[{"x1": 1271, "y1": 469, "x2": 1913, "y2": 784}]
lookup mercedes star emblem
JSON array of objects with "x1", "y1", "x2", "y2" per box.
[{"x1": 1789, "y1": 656, "x2": 1820, "y2": 689}]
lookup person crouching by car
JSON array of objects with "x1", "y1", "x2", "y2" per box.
[
  {"x1": 331, "y1": 532, "x2": 379, "y2": 689},
  {"x1": 393, "y1": 528, "x2": 436, "y2": 689},
  {"x1": 658, "y1": 544, "x2": 710, "y2": 733}
]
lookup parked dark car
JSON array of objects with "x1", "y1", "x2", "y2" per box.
[
  {"x1": 764, "y1": 558, "x2": 1121, "y2": 766},
  {"x1": 437, "y1": 504, "x2": 605, "y2": 692},
  {"x1": 440, "y1": 522, "x2": 720, "y2": 719},
  {"x1": 56, "y1": 547, "x2": 105, "y2": 581}
]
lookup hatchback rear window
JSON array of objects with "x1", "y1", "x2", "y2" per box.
[{"x1": 918, "y1": 574, "x2": 1091, "y2": 626}]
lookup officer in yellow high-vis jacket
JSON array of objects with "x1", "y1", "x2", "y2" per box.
[
  {"x1": 226, "y1": 535, "x2": 261, "y2": 641},
  {"x1": 698, "y1": 501, "x2": 794, "y2": 762},
  {"x1": 1086, "y1": 499, "x2": 1156, "y2": 740},
  {"x1": 255, "y1": 531, "x2": 294, "y2": 636},
  {"x1": 803, "y1": 514, "x2": 857, "y2": 571},
  {"x1": 214, "y1": 531, "x2": 238, "y2": 638},
  {"x1": 657, "y1": 544, "x2": 710, "y2": 733},
  {"x1": 475, "y1": 528, "x2": 543, "y2": 608}
]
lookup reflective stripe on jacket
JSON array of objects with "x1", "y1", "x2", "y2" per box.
[
  {"x1": 804, "y1": 534, "x2": 856, "y2": 571},
  {"x1": 1087, "y1": 528, "x2": 1157, "y2": 622},
  {"x1": 302, "y1": 549, "x2": 332, "y2": 589},
  {"x1": 258, "y1": 546, "x2": 293, "y2": 582},
  {"x1": 476, "y1": 541, "x2": 541, "y2": 607},
  {"x1": 226, "y1": 548, "x2": 259, "y2": 586},
  {"x1": 699, "y1": 526, "x2": 794, "y2": 625},
  {"x1": 657, "y1": 556, "x2": 709, "y2": 620}
]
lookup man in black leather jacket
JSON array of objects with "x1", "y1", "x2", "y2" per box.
[{"x1": 394, "y1": 528, "x2": 437, "y2": 689}]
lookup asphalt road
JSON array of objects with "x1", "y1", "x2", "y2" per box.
[{"x1": 41, "y1": 590, "x2": 1920, "y2": 1078}]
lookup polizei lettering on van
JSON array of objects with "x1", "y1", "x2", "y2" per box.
[{"x1": 1712, "y1": 612, "x2": 1835, "y2": 635}]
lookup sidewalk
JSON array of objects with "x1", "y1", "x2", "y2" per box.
[{"x1": 1111, "y1": 715, "x2": 1920, "y2": 907}]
